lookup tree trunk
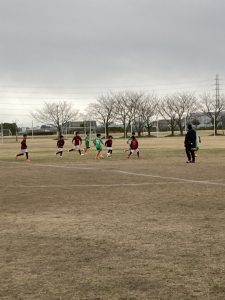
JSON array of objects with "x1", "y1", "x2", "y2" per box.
[
  {"x1": 106, "y1": 123, "x2": 109, "y2": 137},
  {"x1": 170, "y1": 122, "x2": 175, "y2": 136},
  {"x1": 57, "y1": 125, "x2": 62, "y2": 138},
  {"x1": 123, "y1": 119, "x2": 126, "y2": 138},
  {"x1": 147, "y1": 125, "x2": 151, "y2": 136},
  {"x1": 137, "y1": 129, "x2": 141, "y2": 137},
  {"x1": 179, "y1": 124, "x2": 184, "y2": 136}
]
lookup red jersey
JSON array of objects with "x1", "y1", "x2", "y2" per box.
[
  {"x1": 57, "y1": 139, "x2": 64, "y2": 148},
  {"x1": 105, "y1": 139, "x2": 112, "y2": 147},
  {"x1": 72, "y1": 135, "x2": 82, "y2": 146},
  {"x1": 21, "y1": 139, "x2": 27, "y2": 150},
  {"x1": 130, "y1": 138, "x2": 138, "y2": 150}
]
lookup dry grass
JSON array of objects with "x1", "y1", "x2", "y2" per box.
[{"x1": 1, "y1": 135, "x2": 225, "y2": 299}]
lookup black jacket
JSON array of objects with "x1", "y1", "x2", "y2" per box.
[{"x1": 184, "y1": 129, "x2": 196, "y2": 148}]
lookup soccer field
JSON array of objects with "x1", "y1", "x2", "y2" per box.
[{"x1": 1, "y1": 135, "x2": 225, "y2": 299}]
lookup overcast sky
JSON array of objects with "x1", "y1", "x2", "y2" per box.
[{"x1": 0, "y1": 0, "x2": 225, "y2": 126}]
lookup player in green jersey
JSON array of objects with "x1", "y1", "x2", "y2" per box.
[
  {"x1": 195, "y1": 130, "x2": 201, "y2": 157},
  {"x1": 93, "y1": 133, "x2": 104, "y2": 159},
  {"x1": 83, "y1": 133, "x2": 90, "y2": 154}
]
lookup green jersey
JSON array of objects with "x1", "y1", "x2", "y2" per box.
[
  {"x1": 196, "y1": 132, "x2": 201, "y2": 150},
  {"x1": 84, "y1": 136, "x2": 90, "y2": 147},
  {"x1": 93, "y1": 137, "x2": 103, "y2": 150}
]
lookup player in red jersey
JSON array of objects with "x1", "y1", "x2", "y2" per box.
[
  {"x1": 16, "y1": 134, "x2": 30, "y2": 161},
  {"x1": 128, "y1": 136, "x2": 139, "y2": 159},
  {"x1": 69, "y1": 132, "x2": 83, "y2": 155},
  {"x1": 105, "y1": 135, "x2": 113, "y2": 157},
  {"x1": 56, "y1": 135, "x2": 65, "y2": 157}
]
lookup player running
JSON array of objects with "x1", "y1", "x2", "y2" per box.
[
  {"x1": 69, "y1": 132, "x2": 84, "y2": 155},
  {"x1": 105, "y1": 135, "x2": 113, "y2": 157},
  {"x1": 83, "y1": 132, "x2": 91, "y2": 154},
  {"x1": 56, "y1": 135, "x2": 65, "y2": 157},
  {"x1": 125, "y1": 132, "x2": 135, "y2": 152},
  {"x1": 93, "y1": 133, "x2": 104, "y2": 159},
  {"x1": 16, "y1": 134, "x2": 30, "y2": 161},
  {"x1": 127, "y1": 136, "x2": 139, "y2": 159}
]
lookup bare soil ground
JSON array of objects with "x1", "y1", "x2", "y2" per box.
[{"x1": 1, "y1": 135, "x2": 225, "y2": 299}]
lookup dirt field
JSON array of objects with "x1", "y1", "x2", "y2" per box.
[{"x1": 1, "y1": 135, "x2": 225, "y2": 299}]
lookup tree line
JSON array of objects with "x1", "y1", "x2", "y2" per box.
[
  {"x1": 86, "y1": 91, "x2": 225, "y2": 137},
  {"x1": 28, "y1": 90, "x2": 225, "y2": 137}
]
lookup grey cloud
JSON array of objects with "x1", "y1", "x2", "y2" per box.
[{"x1": 0, "y1": 0, "x2": 225, "y2": 124}]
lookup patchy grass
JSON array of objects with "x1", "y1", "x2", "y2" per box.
[{"x1": 1, "y1": 136, "x2": 225, "y2": 299}]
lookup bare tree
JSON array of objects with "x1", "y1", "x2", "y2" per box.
[
  {"x1": 87, "y1": 93, "x2": 115, "y2": 137},
  {"x1": 172, "y1": 92, "x2": 197, "y2": 135},
  {"x1": 200, "y1": 92, "x2": 225, "y2": 135},
  {"x1": 132, "y1": 98, "x2": 146, "y2": 137},
  {"x1": 159, "y1": 96, "x2": 177, "y2": 136},
  {"x1": 114, "y1": 91, "x2": 143, "y2": 137},
  {"x1": 142, "y1": 94, "x2": 158, "y2": 136},
  {"x1": 31, "y1": 101, "x2": 78, "y2": 137},
  {"x1": 130, "y1": 93, "x2": 158, "y2": 137}
]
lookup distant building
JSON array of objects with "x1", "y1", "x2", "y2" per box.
[
  {"x1": 189, "y1": 112, "x2": 212, "y2": 128},
  {"x1": 40, "y1": 125, "x2": 57, "y2": 133},
  {"x1": 189, "y1": 111, "x2": 225, "y2": 128}
]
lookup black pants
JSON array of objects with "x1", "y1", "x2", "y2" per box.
[{"x1": 185, "y1": 146, "x2": 195, "y2": 162}]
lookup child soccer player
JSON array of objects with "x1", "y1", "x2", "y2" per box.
[
  {"x1": 125, "y1": 132, "x2": 135, "y2": 152},
  {"x1": 56, "y1": 135, "x2": 65, "y2": 157},
  {"x1": 93, "y1": 133, "x2": 104, "y2": 159},
  {"x1": 105, "y1": 135, "x2": 113, "y2": 157},
  {"x1": 128, "y1": 136, "x2": 139, "y2": 159},
  {"x1": 16, "y1": 134, "x2": 30, "y2": 161},
  {"x1": 69, "y1": 132, "x2": 84, "y2": 155},
  {"x1": 195, "y1": 130, "x2": 201, "y2": 157},
  {"x1": 83, "y1": 133, "x2": 90, "y2": 154}
]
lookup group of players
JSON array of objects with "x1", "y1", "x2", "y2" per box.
[
  {"x1": 16, "y1": 131, "x2": 140, "y2": 161},
  {"x1": 16, "y1": 124, "x2": 200, "y2": 163}
]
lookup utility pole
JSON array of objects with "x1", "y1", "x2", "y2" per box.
[
  {"x1": 214, "y1": 74, "x2": 220, "y2": 136},
  {"x1": 32, "y1": 120, "x2": 34, "y2": 139},
  {"x1": 1, "y1": 122, "x2": 3, "y2": 143},
  {"x1": 89, "y1": 120, "x2": 92, "y2": 141},
  {"x1": 56, "y1": 105, "x2": 60, "y2": 137}
]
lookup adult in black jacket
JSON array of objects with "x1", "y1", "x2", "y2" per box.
[{"x1": 184, "y1": 124, "x2": 196, "y2": 163}]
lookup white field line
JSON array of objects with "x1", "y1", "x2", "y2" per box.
[
  {"x1": 117, "y1": 170, "x2": 225, "y2": 187},
  {"x1": 1, "y1": 161, "x2": 225, "y2": 187},
  {"x1": 203, "y1": 178, "x2": 225, "y2": 182},
  {"x1": 32, "y1": 163, "x2": 93, "y2": 170},
  {"x1": 0, "y1": 161, "x2": 93, "y2": 170},
  {"x1": 0, "y1": 182, "x2": 187, "y2": 188}
]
